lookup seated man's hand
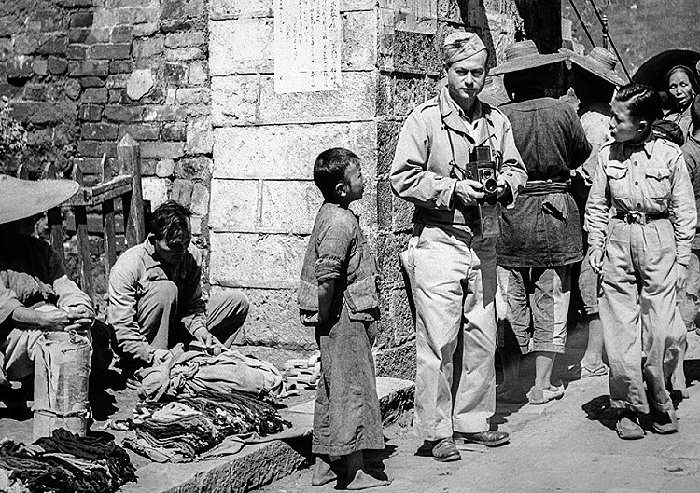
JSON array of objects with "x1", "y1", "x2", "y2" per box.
[
  {"x1": 193, "y1": 327, "x2": 216, "y2": 349},
  {"x1": 454, "y1": 179, "x2": 485, "y2": 206},
  {"x1": 65, "y1": 306, "x2": 95, "y2": 329}
]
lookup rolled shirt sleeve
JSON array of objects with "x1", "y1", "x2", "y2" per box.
[
  {"x1": 669, "y1": 152, "x2": 697, "y2": 266},
  {"x1": 49, "y1": 248, "x2": 94, "y2": 316},
  {"x1": 108, "y1": 253, "x2": 152, "y2": 364},
  {"x1": 584, "y1": 152, "x2": 611, "y2": 252},
  {"x1": 390, "y1": 109, "x2": 458, "y2": 210}
]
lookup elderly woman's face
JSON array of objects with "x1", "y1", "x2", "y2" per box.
[{"x1": 668, "y1": 71, "x2": 695, "y2": 107}]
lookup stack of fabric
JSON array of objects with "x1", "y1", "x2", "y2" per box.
[
  {"x1": 283, "y1": 353, "x2": 321, "y2": 390},
  {"x1": 136, "y1": 346, "x2": 288, "y2": 402},
  {"x1": 0, "y1": 429, "x2": 136, "y2": 493},
  {"x1": 124, "y1": 390, "x2": 291, "y2": 463}
]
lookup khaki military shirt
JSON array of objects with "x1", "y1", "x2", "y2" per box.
[
  {"x1": 107, "y1": 237, "x2": 207, "y2": 362},
  {"x1": 390, "y1": 87, "x2": 527, "y2": 230},
  {"x1": 585, "y1": 135, "x2": 697, "y2": 266}
]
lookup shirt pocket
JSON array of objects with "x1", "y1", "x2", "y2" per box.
[
  {"x1": 605, "y1": 163, "x2": 629, "y2": 199},
  {"x1": 644, "y1": 166, "x2": 672, "y2": 202}
]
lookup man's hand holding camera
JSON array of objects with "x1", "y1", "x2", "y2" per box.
[
  {"x1": 455, "y1": 176, "x2": 510, "y2": 206},
  {"x1": 454, "y1": 179, "x2": 485, "y2": 206}
]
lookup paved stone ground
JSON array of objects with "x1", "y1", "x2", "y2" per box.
[{"x1": 259, "y1": 330, "x2": 700, "y2": 493}]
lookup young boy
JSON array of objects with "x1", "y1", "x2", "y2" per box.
[
  {"x1": 299, "y1": 148, "x2": 390, "y2": 489},
  {"x1": 585, "y1": 84, "x2": 696, "y2": 439}
]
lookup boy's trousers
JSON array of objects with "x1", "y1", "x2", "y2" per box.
[
  {"x1": 408, "y1": 223, "x2": 497, "y2": 440},
  {"x1": 599, "y1": 218, "x2": 685, "y2": 414}
]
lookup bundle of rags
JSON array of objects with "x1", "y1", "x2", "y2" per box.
[
  {"x1": 135, "y1": 346, "x2": 287, "y2": 402},
  {"x1": 0, "y1": 429, "x2": 136, "y2": 493},
  {"x1": 124, "y1": 390, "x2": 291, "y2": 462}
]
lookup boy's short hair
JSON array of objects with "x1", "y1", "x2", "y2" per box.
[
  {"x1": 150, "y1": 200, "x2": 191, "y2": 244},
  {"x1": 614, "y1": 83, "x2": 662, "y2": 123},
  {"x1": 691, "y1": 94, "x2": 700, "y2": 128},
  {"x1": 314, "y1": 147, "x2": 359, "y2": 201}
]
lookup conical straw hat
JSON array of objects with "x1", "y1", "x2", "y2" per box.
[
  {"x1": 560, "y1": 47, "x2": 626, "y2": 86},
  {"x1": 0, "y1": 174, "x2": 78, "y2": 225}
]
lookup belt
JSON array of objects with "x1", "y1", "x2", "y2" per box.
[
  {"x1": 520, "y1": 180, "x2": 570, "y2": 196},
  {"x1": 613, "y1": 210, "x2": 669, "y2": 225}
]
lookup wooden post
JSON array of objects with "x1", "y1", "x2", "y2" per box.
[
  {"x1": 44, "y1": 162, "x2": 66, "y2": 270},
  {"x1": 101, "y1": 154, "x2": 118, "y2": 280},
  {"x1": 118, "y1": 133, "x2": 145, "y2": 247},
  {"x1": 72, "y1": 162, "x2": 95, "y2": 303}
]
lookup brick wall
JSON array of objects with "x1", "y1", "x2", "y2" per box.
[{"x1": 1, "y1": 0, "x2": 215, "y2": 301}]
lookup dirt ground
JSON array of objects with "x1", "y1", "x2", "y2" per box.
[{"x1": 259, "y1": 327, "x2": 700, "y2": 493}]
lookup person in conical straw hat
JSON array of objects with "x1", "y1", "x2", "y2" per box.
[
  {"x1": 391, "y1": 32, "x2": 527, "y2": 461},
  {"x1": 0, "y1": 174, "x2": 95, "y2": 393},
  {"x1": 491, "y1": 40, "x2": 592, "y2": 405},
  {"x1": 559, "y1": 46, "x2": 626, "y2": 384}
]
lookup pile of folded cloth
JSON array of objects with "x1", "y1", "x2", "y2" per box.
[
  {"x1": 135, "y1": 346, "x2": 288, "y2": 402},
  {"x1": 0, "y1": 429, "x2": 136, "y2": 493},
  {"x1": 123, "y1": 389, "x2": 291, "y2": 463}
]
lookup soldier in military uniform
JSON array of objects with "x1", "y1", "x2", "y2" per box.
[{"x1": 390, "y1": 32, "x2": 527, "y2": 461}]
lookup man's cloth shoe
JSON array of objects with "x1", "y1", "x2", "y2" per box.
[
  {"x1": 417, "y1": 437, "x2": 461, "y2": 462},
  {"x1": 651, "y1": 410, "x2": 679, "y2": 434},
  {"x1": 456, "y1": 431, "x2": 510, "y2": 447},
  {"x1": 616, "y1": 415, "x2": 645, "y2": 440}
]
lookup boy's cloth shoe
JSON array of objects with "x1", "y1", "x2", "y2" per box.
[
  {"x1": 616, "y1": 414, "x2": 645, "y2": 440},
  {"x1": 581, "y1": 363, "x2": 608, "y2": 378},
  {"x1": 651, "y1": 410, "x2": 679, "y2": 434},
  {"x1": 456, "y1": 431, "x2": 510, "y2": 447},
  {"x1": 417, "y1": 438, "x2": 461, "y2": 462}
]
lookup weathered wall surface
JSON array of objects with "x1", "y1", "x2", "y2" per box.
[
  {"x1": 208, "y1": 0, "x2": 536, "y2": 379},
  {"x1": 563, "y1": 0, "x2": 699, "y2": 78}
]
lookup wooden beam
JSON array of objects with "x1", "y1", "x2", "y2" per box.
[
  {"x1": 118, "y1": 133, "x2": 145, "y2": 246},
  {"x1": 67, "y1": 175, "x2": 133, "y2": 207},
  {"x1": 72, "y1": 163, "x2": 95, "y2": 303},
  {"x1": 101, "y1": 154, "x2": 118, "y2": 280},
  {"x1": 43, "y1": 162, "x2": 66, "y2": 271}
]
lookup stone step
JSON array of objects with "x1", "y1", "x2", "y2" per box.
[{"x1": 120, "y1": 376, "x2": 415, "y2": 493}]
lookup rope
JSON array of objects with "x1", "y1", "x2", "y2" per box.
[{"x1": 586, "y1": 0, "x2": 632, "y2": 80}]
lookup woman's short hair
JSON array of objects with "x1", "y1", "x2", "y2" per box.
[
  {"x1": 614, "y1": 83, "x2": 662, "y2": 123},
  {"x1": 150, "y1": 200, "x2": 192, "y2": 244},
  {"x1": 313, "y1": 147, "x2": 359, "y2": 201}
]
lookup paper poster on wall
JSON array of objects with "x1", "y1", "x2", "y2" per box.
[{"x1": 273, "y1": 0, "x2": 342, "y2": 93}]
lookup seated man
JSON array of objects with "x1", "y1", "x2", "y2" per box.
[
  {"x1": 0, "y1": 175, "x2": 95, "y2": 391},
  {"x1": 108, "y1": 200, "x2": 249, "y2": 370}
]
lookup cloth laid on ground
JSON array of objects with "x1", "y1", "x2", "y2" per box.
[
  {"x1": 135, "y1": 345, "x2": 287, "y2": 402},
  {"x1": 122, "y1": 389, "x2": 291, "y2": 463},
  {"x1": 0, "y1": 429, "x2": 136, "y2": 493}
]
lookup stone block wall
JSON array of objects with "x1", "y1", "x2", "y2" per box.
[{"x1": 208, "y1": 0, "x2": 533, "y2": 379}]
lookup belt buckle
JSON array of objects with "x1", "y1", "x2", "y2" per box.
[{"x1": 626, "y1": 211, "x2": 646, "y2": 225}]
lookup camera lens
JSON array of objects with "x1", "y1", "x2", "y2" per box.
[{"x1": 483, "y1": 178, "x2": 498, "y2": 194}]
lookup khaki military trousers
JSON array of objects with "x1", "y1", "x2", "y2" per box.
[
  {"x1": 599, "y1": 218, "x2": 685, "y2": 414},
  {"x1": 407, "y1": 224, "x2": 497, "y2": 440}
]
